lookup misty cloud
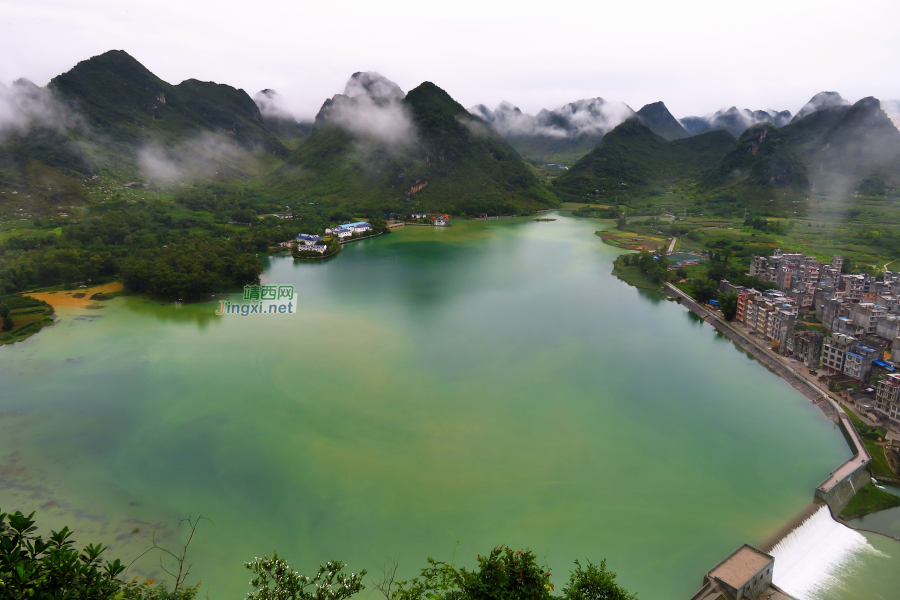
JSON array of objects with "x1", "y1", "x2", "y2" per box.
[
  {"x1": 680, "y1": 106, "x2": 792, "y2": 137},
  {"x1": 880, "y1": 99, "x2": 900, "y2": 130},
  {"x1": 254, "y1": 88, "x2": 295, "y2": 121},
  {"x1": 0, "y1": 78, "x2": 79, "y2": 140},
  {"x1": 138, "y1": 132, "x2": 259, "y2": 185},
  {"x1": 792, "y1": 91, "x2": 850, "y2": 122},
  {"x1": 469, "y1": 98, "x2": 634, "y2": 139},
  {"x1": 315, "y1": 72, "x2": 415, "y2": 147}
]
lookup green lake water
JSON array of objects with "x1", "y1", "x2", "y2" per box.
[{"x1": 1, "y1": 212, "x2": 895, "y2": 599}]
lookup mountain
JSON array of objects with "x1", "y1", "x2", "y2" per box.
[
  {"x1": 551, "y1": 117, "x2": 733, "y2": 200},
  {"x1": 791, "y1": 91, "x2": 850, "y2": 123},
  {"x1": 680, "y1": 107, "x2": 792, "y2": 137},
  {"x1": 268, "y1": 74, "x2": 558, "y2": 215},
  {"x1": 49, "y1": 50, "x2": 287, "y2": 157},
  {"x1": 253, "y1": 89, "x2": 313, "y2": 146},
  {"x1": 554, "y1": 117, "x2": 809, "y2": 214},
  {"x1": 468, "y1": 98, "x2": 634, "y2": 164},
  {"x1": 782, "y1": 96, "x2": 900, "y2": 195},
  {"x1": 635, "y1": 102, "x2": 689, "y2": 140},
  {"x1": 700, "y1": 122, "x2": 809, "y2": 213}
]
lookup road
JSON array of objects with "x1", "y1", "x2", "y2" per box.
[{"x1": 666, "y1": 237, "x2": 677, "y2": 255}]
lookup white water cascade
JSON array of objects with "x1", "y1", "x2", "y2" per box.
[{"x1": 770, "y1": 506, "x2": 874, "y2": 599}]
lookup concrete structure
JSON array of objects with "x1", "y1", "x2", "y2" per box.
[
  {"x1": 894, "y1": 336, "x2": 900, "y2": 363},
  {"x1": 849, "y1": 303, "x2": 886, "y2": 335},
  {"x1": 843, "y1": 345, "x2": 879, "y2": 381},
  {"x1": 876, "y1": 315, "x2": 900, "y2": 341},
  {"x1": 814, "y1": 401, "x2": 872, "y2": 516},
  {"x1": 689, "y1": 545, "x2": 790, "y2": 600},
  {"x1": 875, "y1": 373, "x2": 900, "y2": 427},
  {"x1": 791, "y1": 331, "x2": 824, "y2": 368},
  {"x1": 821, "y1": 334, "x2": 856, "y2": 373}
]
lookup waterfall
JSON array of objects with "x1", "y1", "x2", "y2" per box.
[{"x1": 770, "y1": 506, "x2": 872, "y2": 599}]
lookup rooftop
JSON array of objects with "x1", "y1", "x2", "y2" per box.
[{"x1": 709, "y1": 545, "x2": 772, "y2": 589}]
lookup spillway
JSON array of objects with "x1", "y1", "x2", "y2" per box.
[{"x1": 770, "y1": 506, "x2": 873, "y2": 599}]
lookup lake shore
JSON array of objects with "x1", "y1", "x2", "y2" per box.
[{"x1": 28, "y1": 282, "x2": 125, "y2": 310}]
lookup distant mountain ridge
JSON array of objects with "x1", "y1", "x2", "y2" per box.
[
  {"x1": 469, "y1": 98, "x2": 634, "y2": 164},
  {"x1": 469, "y1": 98, "x2": 689, "y2": 164},
  {"x1": 680, "y1": 106, "x2": 792, "y2": 137}
]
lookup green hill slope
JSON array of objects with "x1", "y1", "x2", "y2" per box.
[
  {"x1": 552, "y1": 118, "x2": 732, "y2": 200},
  {"x1": 269, "y1": 79, "x2": 558, "y2": 215},
  {"x1": 699, "y1": 122, "x2": 809, "y2": 214}
]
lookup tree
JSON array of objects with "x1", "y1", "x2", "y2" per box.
[
  {"x1": 0, "y1": 508, "x2": 198, "y2": 599},
  {"x1": 562, "y1": 559, "x2": 636, "y2": 600},
  {"x1": 720, "y1": 292, "x2": 738, "y2": 321},
  {"x1": 690, "y1": 278, "x2": 719, "y2": 304},
  {"x1": 246, "y1": 555, "x2": 365, "y2": 600},
  {"x1": 675, "y1": 267, "x2": 687, "y2": 279},
  {"x1": 2, "y1": 316, "x2": 12, "y2": 332},
  {"x1": 616, "y1": 213, "x2": 627, "y2": 230},
  {"x1": 0, "y1": 304, "x2": 9, "y2": 319},
  {"x1": 392, "y1": 546, "x2": 553, "y2": 600}
]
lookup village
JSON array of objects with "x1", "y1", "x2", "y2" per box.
[{"x1": 709, "y1": 250, "x2": 900, "y2": 434}]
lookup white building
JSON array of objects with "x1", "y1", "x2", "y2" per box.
[{"x1": 297, "y1": 234, "x2": 323, "y2": 245}]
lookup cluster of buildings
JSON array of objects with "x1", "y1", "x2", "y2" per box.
[{"x1": 721, "y1": 250, "x2": 900, "y2": 429}]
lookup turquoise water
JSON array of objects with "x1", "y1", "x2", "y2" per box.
[{"x1": 0, "y1": 213, "x2": 883, "y2": 599}]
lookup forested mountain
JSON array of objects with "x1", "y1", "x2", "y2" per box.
[
  {"x1": 50, "y1": 50, "x2": 287, "y2": 155},
  {"x1": 701, "y1": 122, "x2": 809, "y2": 213},
  {"x1": 635, "y1": 102, "x2": 690, "y2": 140},
  {"x1": 782, "y1": 96, "x2": 900, "y2": 196},
  {"x1": 555, "y1": 117, "x2": 810, "y2": 214},
  {"x1": 270, "y1": 74, "x2": 557, "y2": 215},
  {"x1": 551, "y1": 117, "x2": 733, "y2": 199}
]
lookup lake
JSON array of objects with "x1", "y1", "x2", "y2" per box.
[{"x1": 1, "y1": 212, "x2": 894, "y2": 599}]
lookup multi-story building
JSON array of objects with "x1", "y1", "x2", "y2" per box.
[
  {"x1": 841, "y1": 274, "x2": 867, "y2": 301},
  {"x1": 849, "y1": 303, "x2": 886, "y2": 335},
  {"x1": 769, "y1": 309, "x2": 797, "y2": 349},
  {"x1": 844, "y1": 344, "x2": 880, "y2": 381},
  {"x1": 821, "y1": 334, "x2": 856, "y2": 373},
  {"x1": 792, "y1": 331, "x2": 824, "y2": 368},
  {"x1": 877, "y1": 315, "x2": 900, "y2": 342},
  {"x1": 736, "y1": 289, "x2": 762, "y2": 324},
  {"x1": 875, "y1": 373, "x2": 900, "y2": 426},
  {"x1": 820, "y1": 298, "x2": 847, "y2": 332}
]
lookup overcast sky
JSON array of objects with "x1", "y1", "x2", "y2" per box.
[{"x1": 2, "y1": 0, "x2": 899, "y2": 120}]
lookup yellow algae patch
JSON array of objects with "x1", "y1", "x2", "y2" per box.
[{"x1": 29, "y1": 282, "x2": 124, "y2": 309}]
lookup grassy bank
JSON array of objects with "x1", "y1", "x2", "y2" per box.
[
  {"x1": 611, "y1": 256, "x2": 661, "y2": 290},
  {"x1": 840, "y1": 483, "x2": 900, "y2": 519},
  {"x1": 842, "y1": 406, "x2": 897, "y2": 480}
]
